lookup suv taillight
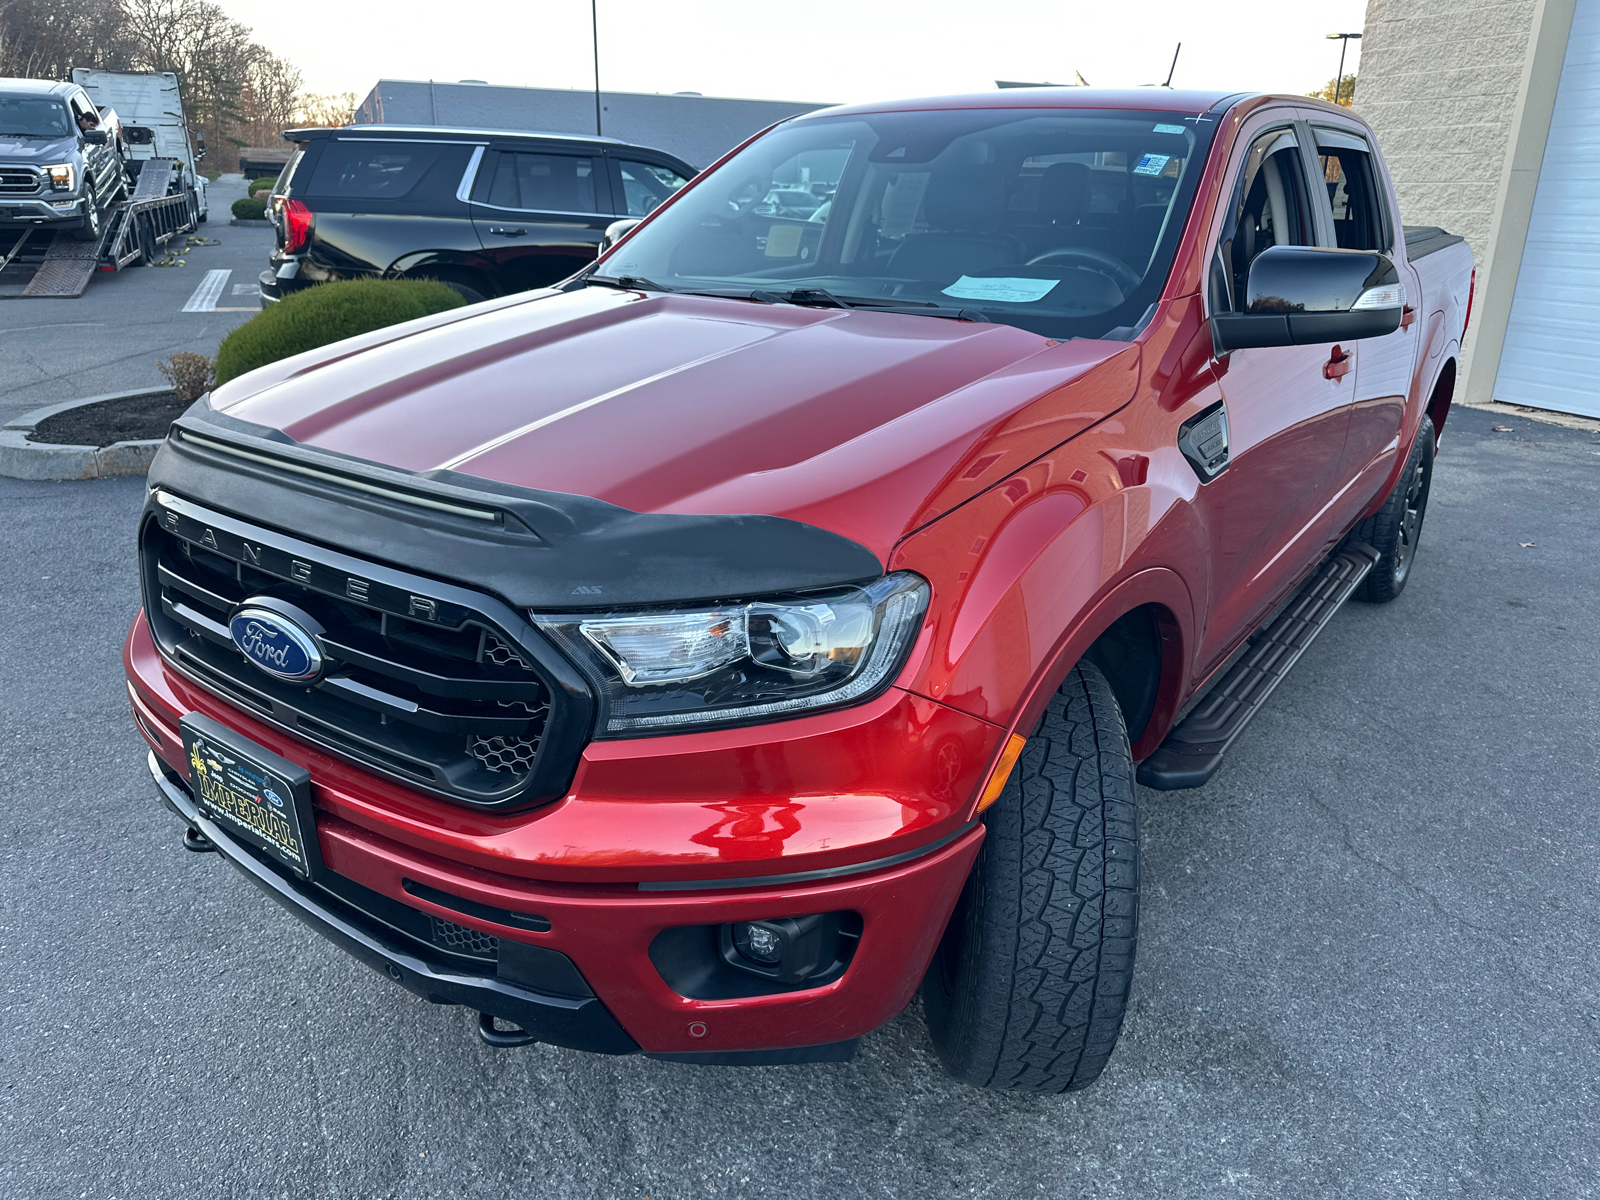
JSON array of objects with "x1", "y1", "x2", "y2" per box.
[{"x1": 283, "y1": 199, "x2": 313, "y2": 254}]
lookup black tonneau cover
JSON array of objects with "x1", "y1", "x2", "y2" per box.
[{"x1": 1403, "y1": 225, "x2": 1466, "y2": 260}]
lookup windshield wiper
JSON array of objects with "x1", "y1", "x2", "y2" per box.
[
  {"x1": 585, "y1": 273, "x2": 676, "y2": 293},
  {"x1": 0, "y1": 131, "x2": 58, "y2": 139},
  {"x1": 746, "y1": 287, "x2": 989, "y2": 323}
]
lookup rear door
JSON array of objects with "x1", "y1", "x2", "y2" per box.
[
  {"x1": 1195, "y1": 120, "x2": 1357, "y2": 676},
  {"x1": 469, "y1": 146, "x2": 614, "y2": 293},
  {"x1": 295, "y1": 135, "x2": 484, "y2": 278},
  {"x1": 1310, "y1": 123, "x2": 1420, "y2": 506}
]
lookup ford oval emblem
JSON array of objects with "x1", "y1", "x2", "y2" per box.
[{"x1": 229, "y1": 601, "x2": 325, "y2": 682}]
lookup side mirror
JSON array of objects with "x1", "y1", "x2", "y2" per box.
[
  {"x1": 1212, "y1": 245, "x2": 1404, "y2": 351},
  {"x1": 81, "y1": 129, "x2": 108, "y2": 145},
  {"x1": 600, "y1": 218, "x2": 642, "y2": 254}
]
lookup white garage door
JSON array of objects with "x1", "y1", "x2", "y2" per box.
[{"x1": 1496, "y1": 0, "x2": 1600, "y2": 418}]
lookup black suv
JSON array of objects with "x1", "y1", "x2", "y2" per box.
[{"x1": 260, "y1": 125, "x2": 695, "y2": 305}]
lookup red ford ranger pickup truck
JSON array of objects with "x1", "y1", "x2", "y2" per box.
[{"x1": 125, "y1": 89, "x2": 1473, "y2": 1092}]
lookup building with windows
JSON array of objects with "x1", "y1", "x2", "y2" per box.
[
  {"x1": 354, "y1": 81, "x2": 831, "y2": 173},
  {"x1": 1359, "y1": 0, "x2": 1594, "y2": 418}
]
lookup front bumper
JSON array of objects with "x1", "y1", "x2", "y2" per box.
[
  {"x1": 127, "y1": 614, "x2": 990, "y2": 1055},
  {"x1": 147, "y1": 751, "x2": 639, "y2": 1055},
  {"x1": 0, "y1": 195, "x2": 83, "y2": 225}
]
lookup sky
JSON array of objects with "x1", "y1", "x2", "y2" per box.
[{"x1": 216, "y1": 0, "x2": 1367, "y2": 106}]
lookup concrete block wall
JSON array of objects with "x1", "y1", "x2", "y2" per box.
[{"x1": 1358, "y1": 0, "x2": 1538, "y2": 257}]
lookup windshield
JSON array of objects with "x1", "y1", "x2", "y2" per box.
[
  {"x1": 0, "y1": 97, "x2": 72, "y2": 138},
  {"x1": 600, "y1": 107, "x2": 1220, "y2": 338}
]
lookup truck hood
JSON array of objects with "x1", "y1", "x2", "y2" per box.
[
  {"x1": 0, "y1": 135, "x2": 76, "y2": 161},
  {"x1": 210, "y1": 287, "x2": 1140, "y2": 561}
]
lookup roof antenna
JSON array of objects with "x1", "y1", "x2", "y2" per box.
[{"x1": 1163, "y1": 42, "x2": 1182, "y2": 88}]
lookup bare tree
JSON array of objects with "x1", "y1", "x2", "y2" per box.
[{"x1": 296, "y1": 91, "x2": 355, "y2": 128}]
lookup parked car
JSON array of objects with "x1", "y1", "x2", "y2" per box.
[
  {"x1": 129, "y1": 88, "x2": 1472, "y2": 1091},
  {"x1": 259, "y1": 124, "x2": 695, "y2": 305},
  {"x1": 0, "y1": 77, "x2": 129, "y2": 241},
  {"x1": 71, "y1": 69, "x2": 209, "y2": 224}
]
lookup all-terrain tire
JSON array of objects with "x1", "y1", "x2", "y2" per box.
[
  {"x1": 1350, "y1": 415, "x2": 1435, "y2": 604},
  {"x1": 922, "y1": 660, "x2": 1139, "y2": 1092}
]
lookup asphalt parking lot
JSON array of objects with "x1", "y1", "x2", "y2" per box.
[
  {"x1": 0, "y1": 174, "x2": 267, "y2": 426},
  {"x1": 1, "y1": 402, "x2": 1596, "y2": 1199}
]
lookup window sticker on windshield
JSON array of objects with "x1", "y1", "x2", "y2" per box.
[
  {"x1": 764, "y1": 224, "x2": 803, "y2": 257},
  {"x1": 1133, "y1": 153, "x2": 1172, "y2": 177},
  {"x1": 1152, "y1": 123, "x2": 1186, "y2": 135},
  {"x1": 942, "y1": 276, "x2": 1060, "y2": 303},
  {"x1": 879, "y1": 172, "x2": 930, "y2": 239}
]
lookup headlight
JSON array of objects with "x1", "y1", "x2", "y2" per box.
[
  {"x1": 44, "y1": 163, "x2": 74, "y2": 191},
  {"x1": 534, "y1": 572, "x2": 929, "y2": 736}
]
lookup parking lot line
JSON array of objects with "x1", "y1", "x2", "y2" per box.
[{"x1": 183, "y1": 269, "x2": 232, "y2": 313}]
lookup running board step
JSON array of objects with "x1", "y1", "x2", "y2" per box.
[{"x1": 1137, "y1": 542, "x2": 1380, "y2": 791}]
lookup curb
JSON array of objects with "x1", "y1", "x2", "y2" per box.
[
  {"x1": 0, "y1": 388, "x2": 171, "y2": 480},
  {"x1": 230, "y1": 218, "x2": 274, "y2": 227}
]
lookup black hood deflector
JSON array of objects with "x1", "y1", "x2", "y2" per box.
[{"x1": 147, "y1": 403, "x2": 885, "y2": 609}]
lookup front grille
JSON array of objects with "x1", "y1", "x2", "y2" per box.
[
  {"x1": 0, "y1": 168, "x2": 42, "y2": 195},
  {"x1": 430, "y1": 916, "x2": 500, "y2": 959},
  {"x1": 140, "y1": 494, "x2": 588, "y2": 810},
  {"x1": 468, "y1": 733, "x2": 541, "y2": 774}
]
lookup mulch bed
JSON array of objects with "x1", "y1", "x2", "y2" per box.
[{"x1": 28, "y1": 390, "x2": 190, "y2": 447}]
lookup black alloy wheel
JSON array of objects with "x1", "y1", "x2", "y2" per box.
[{"x1": 1351, "y1": 415, "x2": 1436, "y2": 603}]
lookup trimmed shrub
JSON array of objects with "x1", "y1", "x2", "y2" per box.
[
  {"x1": 249, "y1": 175, "x2": 280, "y2": 192},
  {"x1": 232, "y1": 196, "x2": 266, "y2": 220},
  {"x1": 215, "y1": 278, "x2": 466, "y2": 384}
]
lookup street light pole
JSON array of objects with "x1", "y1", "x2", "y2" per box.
[
  {"x1": 1325, "y1": 32, "x2": 1362, "y2": 106},
  {"x1": 592, "y1": 0, "x2": 603, "y2": 136}
]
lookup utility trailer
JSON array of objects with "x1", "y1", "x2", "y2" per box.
[{"x1": 1, "y1": 158, "x2": 197, "y2": 297}]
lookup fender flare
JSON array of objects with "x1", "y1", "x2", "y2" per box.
[{"x1": 956, "y1": 566, "x2": 1195, "y2": 821}]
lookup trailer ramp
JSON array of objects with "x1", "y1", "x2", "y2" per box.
[{"x1": 20, "y1": 234, "x2": 101, "y2": 298}]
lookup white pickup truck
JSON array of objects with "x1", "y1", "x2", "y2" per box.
[{"x1": 71, "y1": 69, "x2": 208, "y2": 223}]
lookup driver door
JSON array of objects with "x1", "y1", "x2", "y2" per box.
[{"x1": 1195, "y1": 122, "x2": 1356, "y2": 677}]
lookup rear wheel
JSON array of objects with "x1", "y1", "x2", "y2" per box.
[
  {"x1": 922, "y1": 660, "x2": 1139, "y2": 1092},
  {"x1": 1350, "y1": 415, "x2": 1435, "y2": 603}
]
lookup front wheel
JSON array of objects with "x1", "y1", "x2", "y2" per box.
[
  {"x1": 922, "y1": 660, "x2": 1139, "y2": 1092},
  {"x1": 71, "y1": 199, "x2": 102, "y2": 243},
  {"x1": 1350, "y1": 415, "x2": 1435, "y2": 603}
]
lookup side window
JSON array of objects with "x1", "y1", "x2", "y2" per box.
[
  {"x1": 69, "y1": 93, "x2": 96, "y2": 126},
  {"x1": 1226, "y1": 128, "x2": 1315, "y2": 310},
  {"x1": 617, "y1": 160, "x2": 689, "y2": 217},
  {"x1": 1314, "y1": 128, "x2": 1389, "y2": 252},
  {"x1": 477, "y1": 153, "x2": 599, "y2": 212},
  {"x1": 304, "y1": 141, "x2": 447, "y2": 199}
]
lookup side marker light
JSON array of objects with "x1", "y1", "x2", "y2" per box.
[{"x1": 976, "y1": 734, "x2": 1027, "y2": 813}]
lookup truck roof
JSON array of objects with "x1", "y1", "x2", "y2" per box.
[
  {"x1": 815, "y1": 87, "x2": 1252, "y2": 119},
  {"x1": 0, "y1": 78, "x2": 76, "y2": 99}
]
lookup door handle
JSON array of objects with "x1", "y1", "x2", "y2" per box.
[
  {"x1": 1400, "y1": 304, "x2": 1416, "y2": 329},
  {"x1": 1323, "y1": 345, "x2": 1352, "y2": 382},
  {"x1": 488, "y1": 226, "x2": 527, "y2": 237}
]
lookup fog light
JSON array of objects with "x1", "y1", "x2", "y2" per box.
[{"x1": 733, "y1": 922, "x2": 784, "y2": 964}]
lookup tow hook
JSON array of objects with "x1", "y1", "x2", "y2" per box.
[
  {"x1": 477, "y1": 1012, "x2": 538, "y2": 1049},
  {"x1": 182, "y1": 825, "x2": 216, "y2": 854}
]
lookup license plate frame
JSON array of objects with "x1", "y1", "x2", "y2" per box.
[{"x1": 179, "y1": 713, "x2": 322, "y2": 880}]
